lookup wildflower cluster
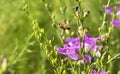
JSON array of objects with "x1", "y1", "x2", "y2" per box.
[
  {"x1": 1, "y1": 0, "x2": 120, "y2": 74},
  {"x1": 57, "y1": 34, "x2": 102, "y2": 61},
  {"x1": 57, "y1": 32, "x2": 107, "y2": 73},
  {"x1": 39, "y1": 0, "x2": 120, "y2": 74},
  {"x1": 55, "y1": 0, "x2": 120, "y2": 74}
]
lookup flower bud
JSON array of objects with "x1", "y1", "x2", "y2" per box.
[
  {"x1": 1, "y1": 58, "x2": 8, "y2": 72},
  {"x1": 84, "y1": 27, "x2": 89, "y2": 33},
  {"x1": 83, "y1": 10, "x2": 90, "y2": 17}
]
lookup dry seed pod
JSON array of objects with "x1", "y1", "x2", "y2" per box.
[
  {"x1": 78, "y1": 26, "x2": 83, "y2": 33},
  {"x1": 75, "y1": 11, "x2": 80, "y2": 16},
  {"x1": 1, "y1": 58, "x2": 8, "y2": 71},
  {"x1": 83, "y1": 10, "x2": 90, "y2": 17},
  {"x1": 73, "y1": 6, "x2": 80, "y2": 16},
  {"x1": 63, "y1": 19, "x2": 70, "y2": 25},
  {"x1": 73, "y1": 6, "x2": 79, "y2": 11},
  {"x1": 84, "y1": 27, "x2": 89, "y2": 33}
]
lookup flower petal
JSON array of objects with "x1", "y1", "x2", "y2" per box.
[
  {"x1": 85, "y1": 54, "x2": 92, "y2": 63},
  {"x1": 84, "y1": 34, "x2": 101, "y2": 50},
  {"x1": 110, "y1": 19, "x2": 120, "y2": 27}
]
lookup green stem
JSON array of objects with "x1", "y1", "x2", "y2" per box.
[
  {"x1": 12, "y1": 33, "x2": 34, "y2": 65},
  {"x1": 100, "y1": 0, "x2": 111, "y2": 33}
]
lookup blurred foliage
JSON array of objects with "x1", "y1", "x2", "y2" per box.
[{"x1": 0, "y1": 0, "x2": 120, "y2": 74}]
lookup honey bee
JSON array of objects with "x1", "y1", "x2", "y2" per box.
[{"x1": 59, "y1": 23, "x2": 70, "y2": 30}]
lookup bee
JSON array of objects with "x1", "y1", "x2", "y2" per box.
[{"x1": 59, "y1": 23, "x2": 70, "y2": 30}]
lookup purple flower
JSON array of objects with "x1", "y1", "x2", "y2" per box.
[
  {"x1": 91, "y1": 70, "x2": 107, "y2": 74},
  {"x1": 57, "y1": 34, "x2": 102, "y2": 60},
  {"x1": 84, "y1": 34, "x2": 102, "y2": 51},
  {"x1": 65, "y1": 37, "x2": 80, "y2": 43},
  {"x1": 91, "y1": 70, "x2": 97, "y2": 74},
  {"x1": 85, "y1": 54, "x2": 92, "y2": 63},
  {"x1": 103, "y1": 5, "x2": 114, "y2": 14},
  {"x1": 106, "y1": 6, "x2": 114, "y2": 14},
  {"x1": 57, "y1": 45, "x2": 80, "y2": 60},
  {"x1": 57, "y1": 37, "x2": 80, "y2": 60},
  {"x1": 116, "y1": 6, "x2": 120, "y2": 16},
  {"x1": 109, "y1": 19, "x2": 120, "y2": 27},
  {"x1": 95, "y1": 50, "x2": 101, "y2": 57},
  {"x1": 65, "y1": 37, "x2": 80, "y2": 51},
  {"x1": 98, "y1": 71, "x2": 107, "y2": 74},
  {"x1": 80, "y1": 54, "x2": 92, "y2": 64}
]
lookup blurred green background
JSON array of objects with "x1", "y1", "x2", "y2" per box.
[{"x1": 0, "y1": 0, "x2": 120, "y2": 74}]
